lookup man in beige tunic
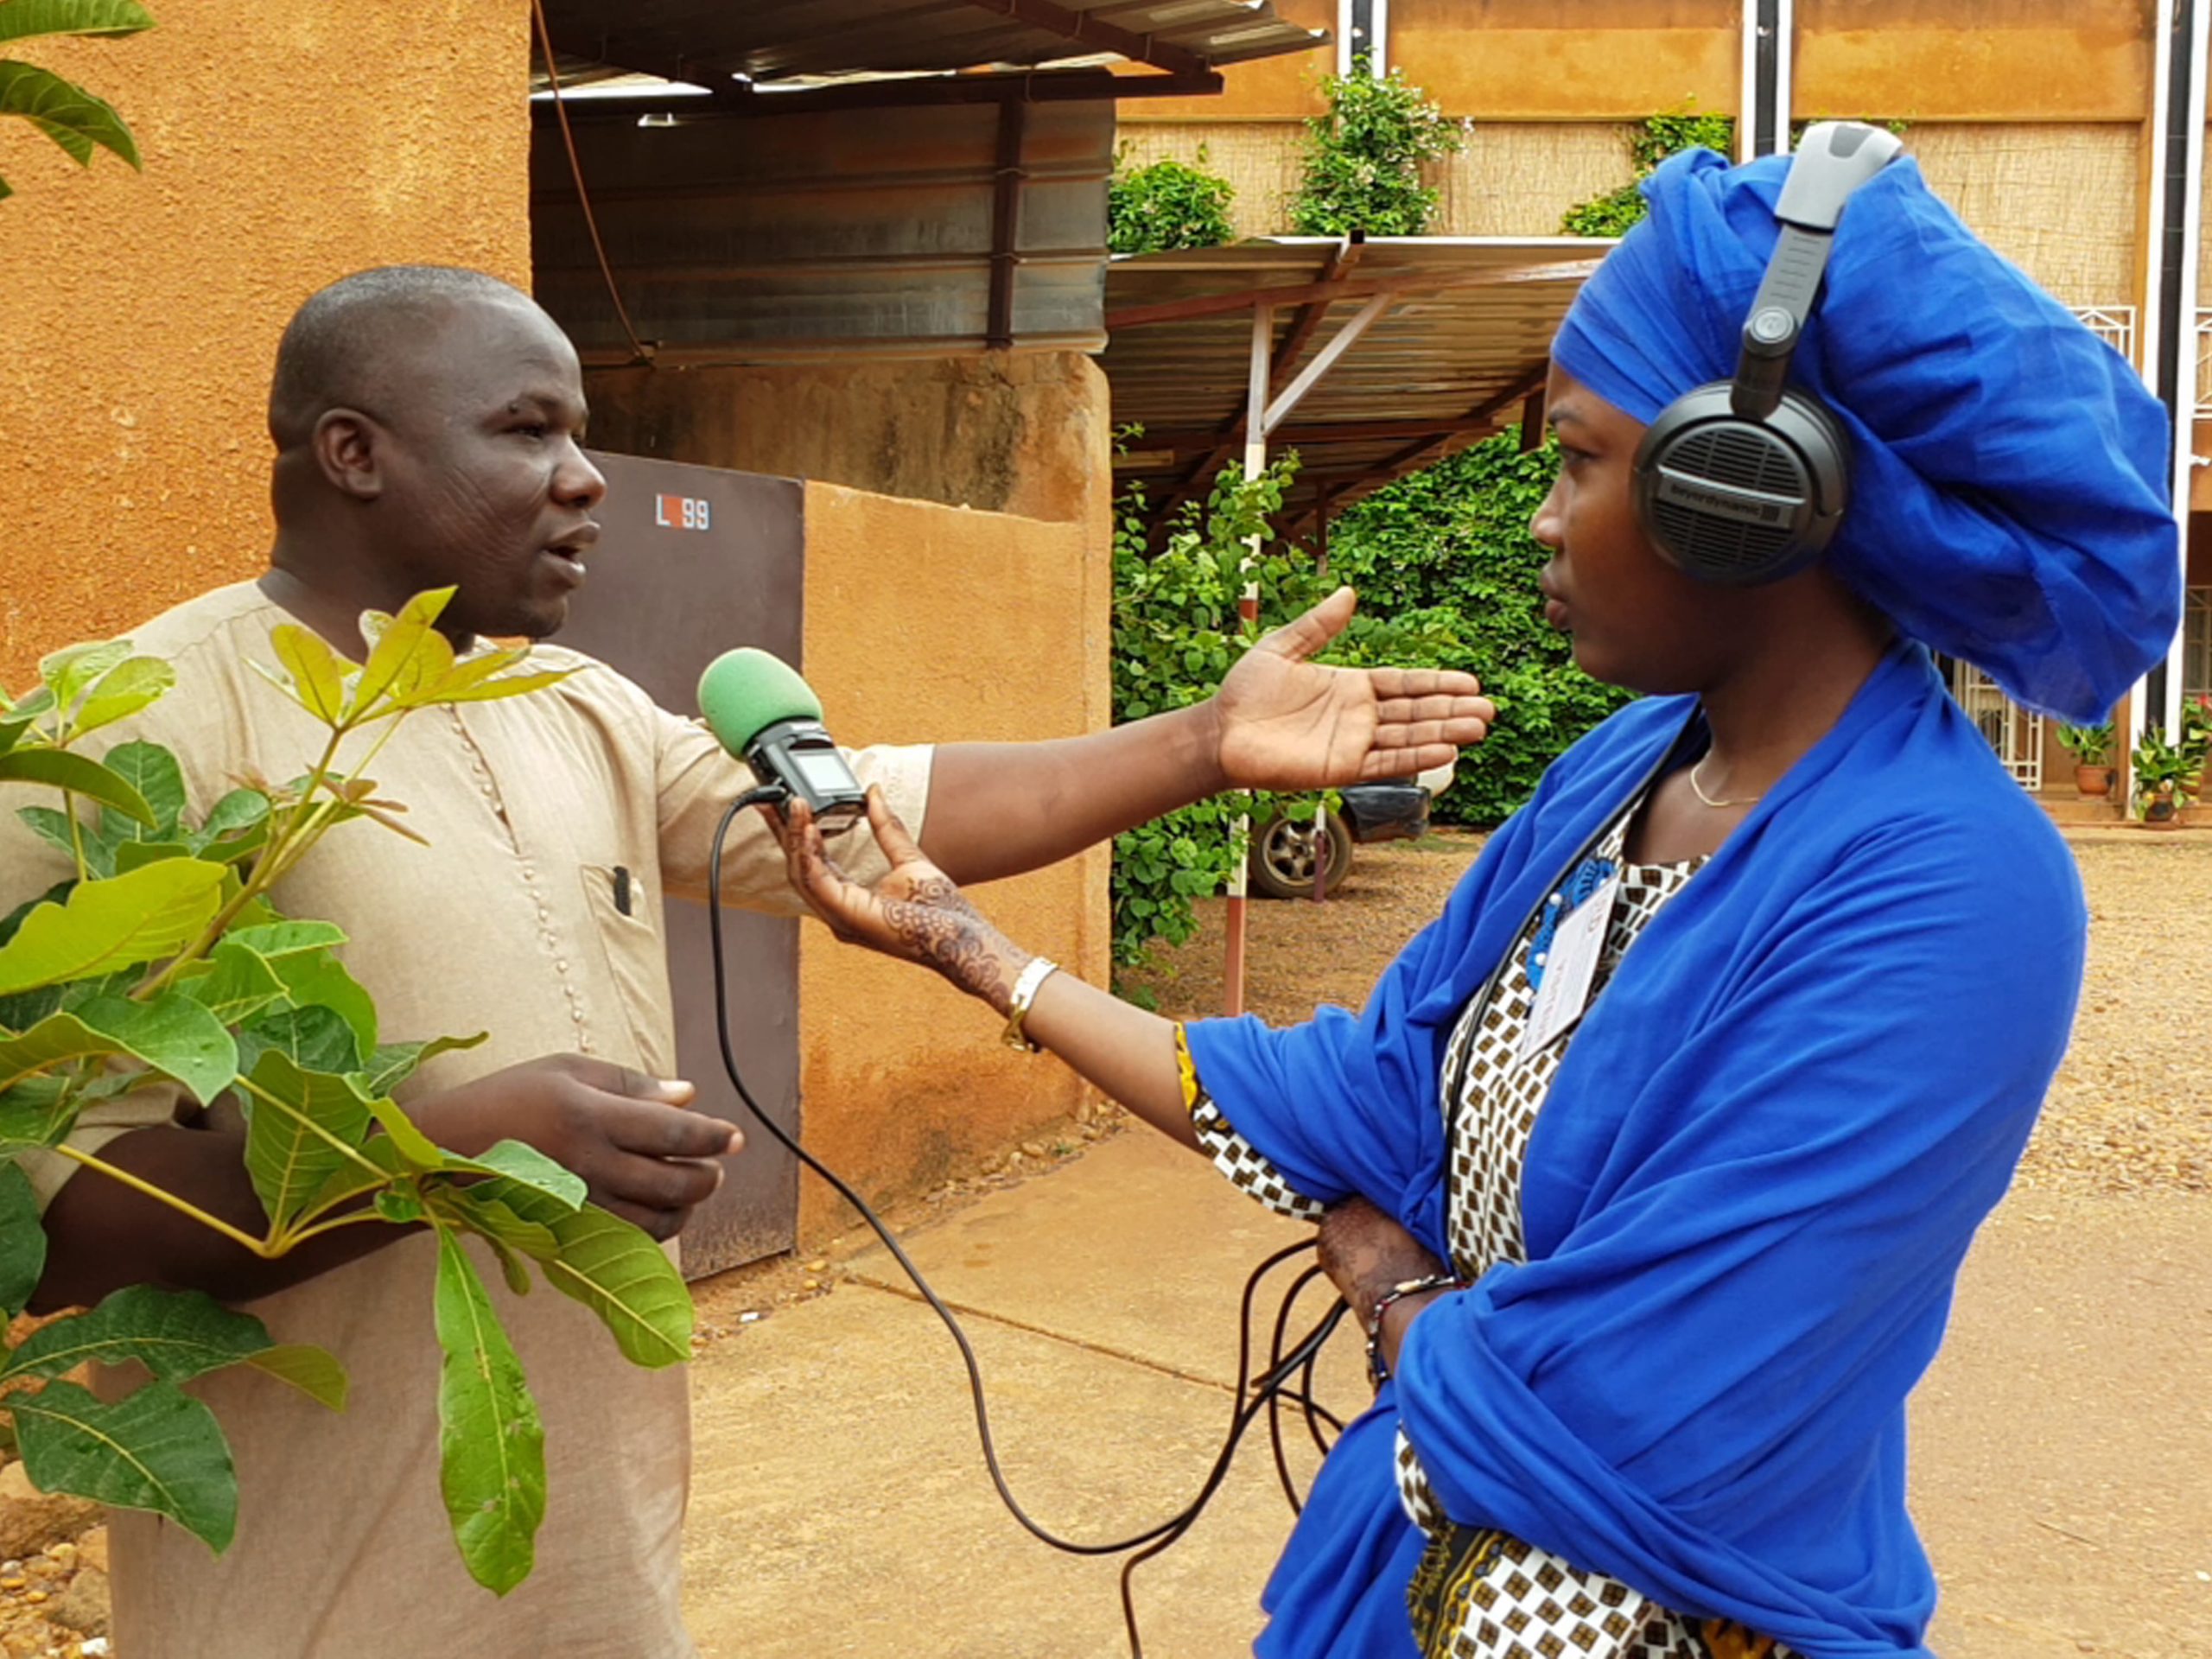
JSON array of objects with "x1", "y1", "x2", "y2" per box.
[{"x1": 9, "y1": 267, "x2": 1492, "y2": 1657}]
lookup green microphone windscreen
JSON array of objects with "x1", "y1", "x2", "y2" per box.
[{"x1": 696, "y1": 648, "x2": 823, "y2": 755}]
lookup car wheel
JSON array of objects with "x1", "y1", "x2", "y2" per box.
[{"x1": 1249, "y1": 810, "x2": 1354, "y2": 899}]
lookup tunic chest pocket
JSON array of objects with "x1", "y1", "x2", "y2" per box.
[{"x1": 579, "y1": 862, "x2": 677, "y2": 1078}]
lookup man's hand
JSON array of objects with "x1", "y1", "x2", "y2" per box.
[
  {"x1": 410, "y1": 1054, "x2": 741, "y2": 1242},
  {"x1": 1213, "y1": 587, "x2": 1495, "y2": 791}
]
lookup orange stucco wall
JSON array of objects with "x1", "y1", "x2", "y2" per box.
[
  {"x1": 1796, "y1": 0, "x2": 2152, "y2": 121},
  {"x1": 1389, "y1": 0, "x2": 1742, "y2": 120},
  {"x1": 793, "y1": 483, "x2": 1113, "y2": 1238},
  {"x1": 0, "y1": 0, "x2": 531, "y2": 688},
  {"x1": 583, "y1": 355, "x2": 1112, "y2": 530},
  {"x1": 1126, "y1": 0, "x2": 2152, "y2": 127}
]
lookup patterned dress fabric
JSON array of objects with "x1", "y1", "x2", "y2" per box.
[{"x1": 1187, "y1": 804, "x2": 1798, "y2": 1659}]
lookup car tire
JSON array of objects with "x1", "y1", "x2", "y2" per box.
[{"x1": 1249, "y1": 810, "x2": 1355, "y2": 899}]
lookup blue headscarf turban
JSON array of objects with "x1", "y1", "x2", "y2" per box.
[{"x1": 1553, "y1": 148, "x2": 2179, "y2": 724}]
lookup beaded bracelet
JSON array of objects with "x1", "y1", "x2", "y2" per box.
[{"x1": 1364, "y1": 1273, "x2": 1463, "y2": 1389}]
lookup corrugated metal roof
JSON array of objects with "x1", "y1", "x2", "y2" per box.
[
  {"x1": 534, "y1": 99, "x2": 1115, "y2": 362},
  {"x1": 538, "y1": 0, "x2": 1326, "y2": 90},
  {"x1": 1103, "y1": 238, "x2": 1611, "y2": 533}
]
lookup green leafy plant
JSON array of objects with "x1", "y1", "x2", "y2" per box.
[
  {"x1": 1110, "y1": 458, "x2": 1471, "y2": 971},
  {"x1": 0, "y1": 0, "x2": 153, "y2": 202},
  {"x1": 1290, "y1": 57, "x2": 1465, "y2": 238},
  {"x1": 2130, "y1": 722, "x2": 2201, "y2": 817},
  {"x1": 2056, "y1": 721, "x2": 2114, "y2": 766},
  {"x1": 0, "y1": 590, "x2": 692, "y2": 1592},
  {"x1": 1112, "y1": 465, "x2": 1306, "y2": 971},
  {"x1": 1563, "y1": 112, "x2": 1909, "y2": 237},
  {"x1": 1562, "y1": 111, "x2": 1738, "y2": 237},
  {"x1": 1109, "y1": 145, "x2": 1236, "y2": 255}
]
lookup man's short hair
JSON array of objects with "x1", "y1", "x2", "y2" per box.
[{"x1": 267, "y1": 266, "x2": 531, "y2": 448}]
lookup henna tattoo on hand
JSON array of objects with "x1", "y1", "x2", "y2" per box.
[{"x1": 878, "y1": 874, "x2": 1020, "y2": 1008}]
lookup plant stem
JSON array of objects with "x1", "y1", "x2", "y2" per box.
[
  {"x1": 132, "y1": 723, "x2": 353, "y2": 1001},
  {"x1": 60, "y1": 791, "x2": 87, "y2": 886},
  {"x1": 58, "y1": 1146, "x2": 279, "y2": 1258},
  {"x1": 280, "y1": 1207, "x2": 394, "y2": 1249},
  {"x1": 283, "y1": 1171, "x2": 390, "y2": 1230}
]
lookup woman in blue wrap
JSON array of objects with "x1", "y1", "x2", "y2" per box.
[{"x1": 767, "y1": 141, "x2": 2179, "y2": 1658}]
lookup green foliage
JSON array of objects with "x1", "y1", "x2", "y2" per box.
[
  {"x1": 1109, "y1": 146, "x2": 1236, "y2": 255},
  {"x1": 1563, "y1": 112, "x2": 1909, "y2": 237},
  {"x1": 2137, "y1": 695, "x2": 2212, "y2": 815},
  {"x1": 1111, "y1": 461, "x2": 1464, "y2": 970},
  {"x1": 0, "y1": 590, "x2": 694, "y2": 1590},
  {"x1": 2131, "y1": 725, "x2": 2199, "y2": 814},
  {"x1": 1110, "y1": 466, "x2": 1300, "y2": 970},
  {"x1": 2056, "y1": 721, "x2": 2114, "y2": 766},
  {"x1": 0, "y1": 0, "x2": 155, "y2": 202},
  {"x1": 1562, "y1": 111, "x2": 1738, "y2": 237},
  {"x1": 1319, "y1": 435, "x2": 1636, "y2": 825},
  {"x1": 1290, "y1": 58, "x2": 1465, "y2": 238}
]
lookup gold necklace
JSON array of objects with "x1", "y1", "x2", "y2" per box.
[{"x1": 1688, "y1": 756, "x2": 1762, "y2": 810}]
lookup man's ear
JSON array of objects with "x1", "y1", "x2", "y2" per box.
[{"x1": 311, "y1": 408, "x2": 385, "y2": 502}]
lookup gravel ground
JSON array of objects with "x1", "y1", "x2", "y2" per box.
[
  {"x1": 2031, "y1": 832, "x2": 2212, "y2": 1196},
  {"x1": 1122, "y1": 823, "x2": 2212, "y2": 1198}
]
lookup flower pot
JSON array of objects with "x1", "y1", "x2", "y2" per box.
[
  {"x1": 2145, "y1": 783, "x2": 2181, "y2": 828},
  {"x1": 2074, "y1": 764, "x2": 2114, "y2": 798}
]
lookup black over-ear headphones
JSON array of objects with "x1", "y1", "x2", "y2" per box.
[{"x1": 1631, "y1": 120, "x2": 1905, "y2": 586}]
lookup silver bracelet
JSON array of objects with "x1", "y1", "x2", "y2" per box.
[{"x1": 1000, "y1": 957, "x2": 1059, "y2": 1053}]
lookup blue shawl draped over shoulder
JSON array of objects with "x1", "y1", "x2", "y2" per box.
[{"x1": 1185, "y1": 642, "x2": 2086, "y2": 1658}]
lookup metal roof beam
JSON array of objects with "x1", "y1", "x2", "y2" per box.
[
  {"x1": 971, "y1": 0, "x2": 1213, "y2": 76},
  {"x1": 1137, "y1": 238, "x2": 1366, "y2": 541},
  {"x1": 1282, "y1": 365, "x2": 1548, "y2": 541},
  {"x1": 1262, "y1": 290, "x2": 1391, "y2": 435},
  {"x1": 1104, "y1": 259, "x2": 1604, "y2": 330},
  {"x1": 1264, "y1": 238, "x2": 1364, "y2": 382},
  {"x1": 1124, "y1": 415, "x2": 1516, "y2": 455},
  {"x1": 531, "y1": 66, "x2": 1222, "y2": 117}
]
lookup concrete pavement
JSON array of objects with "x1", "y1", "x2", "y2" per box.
[{"x1": 680, "y1": 1129, "x2": 2212, "y2": 1659}]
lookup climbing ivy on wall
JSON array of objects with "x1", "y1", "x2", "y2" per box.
[
  {"x1": 1563, "y1": 112, "x2": 1909, "y2": 237},
  {"x1": 1561, "y1": 112, "x2": 1739, "y2": 237}
]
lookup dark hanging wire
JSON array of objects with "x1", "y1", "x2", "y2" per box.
[
  {"x1": 707, "y1": 792, "x2": 1351, "y2": 1656},
  {"x1": 530, "y1": 0, "x2": 652, "y2": 365}
]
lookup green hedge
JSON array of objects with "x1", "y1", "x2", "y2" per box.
[{"x1": 1318, "y1": 435, "x2": 1634, "y2": 825}]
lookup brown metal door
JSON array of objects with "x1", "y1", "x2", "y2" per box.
[{"x1": 554, "y1": 452, "x2": 805, "y2": 1277}]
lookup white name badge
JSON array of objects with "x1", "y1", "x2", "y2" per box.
[{"x1": 1518, "y1": 874, "x2": 1619, "y2": 1063}]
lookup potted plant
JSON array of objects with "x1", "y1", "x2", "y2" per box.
[
  {"x1": 2131, "y1": 724, "x2": 2200, "y2": 828},
  {"x1": 2056, "y1": 721, "x2": 2116, "y2": 798}
]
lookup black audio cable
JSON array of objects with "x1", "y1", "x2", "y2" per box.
[{"x1": 706, "y1": 792, "x2": 1352, "y2": 1656}]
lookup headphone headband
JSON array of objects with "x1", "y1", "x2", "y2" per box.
[
  {"x1": 1630, "y1": 121, "x2": 1904, "y2": 586},
  {"x1": 1732, "y1": 123, "x2": 1906, "y2": 420}
]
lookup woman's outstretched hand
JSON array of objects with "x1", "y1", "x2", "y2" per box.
[{"x1": 764, "y1": 787, "x2": 1033, "y2": 1014}]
